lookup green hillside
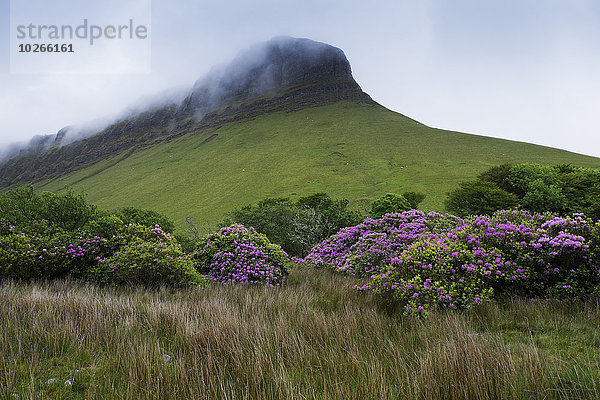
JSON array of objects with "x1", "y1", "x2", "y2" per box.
[{"x1": 38, "y1": 101, "x2": 600, "y2": 233}]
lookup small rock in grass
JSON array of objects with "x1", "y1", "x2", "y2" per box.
[
  {"x1": 162, "y1": 354, "x2": 172, "y2": 362},
  {"x1": 64, "y1": 379, "x2": 73, "y2": 386},
  {"x1": 46, "y1": 378, "x2": 56, "y2": 384}
]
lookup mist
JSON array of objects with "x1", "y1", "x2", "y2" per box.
[
  {"x1": 0, "y1": 36, "x2": 349, "y2": 165},
  {"x1": 1, "y1": 0, "x2": 600, "y2": 158}
]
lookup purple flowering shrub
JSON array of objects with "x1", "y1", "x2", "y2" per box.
[
  {"x1": 302, "y1": 210, "x2": 600, "y2": 316},
  {"x1": 341, "y1": 232, "x2": 401, "y2": 277},
  {"x1": 0, "y1": 225, "x2": 76, "y2": 280},
  {"x1": 469, "y1": 211, "x2": 595, "y2": 298},
  {"x1": 194, "y1": 224, "x2": 289, "y2": 285},
  {"x1": 0, "y1": 215, "x2": 206, "y2": 287},
  {"x1": 300, "y1": 210, "x2": 460, "y2": 277},
  {"x1": 368, "y1": 238, "x2": 520, "y2": 316}
]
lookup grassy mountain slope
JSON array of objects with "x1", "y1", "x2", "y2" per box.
[{"x1": 38, "y1": 101, "x2": 600, "y2": 232}]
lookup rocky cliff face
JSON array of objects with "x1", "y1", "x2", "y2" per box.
[
  {"x1": 0, "y1": 37, "x2": 373, "y2": 187},
  {"x1": 179, "y1": 37, "x2": 365, "y2": 118}
]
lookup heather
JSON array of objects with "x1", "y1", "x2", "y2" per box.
[{"x1": 301, "y1": 209, "x2": 600, "y2": 316}]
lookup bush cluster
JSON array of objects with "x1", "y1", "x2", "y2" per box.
[
  {"x1": 224, "y1": 193, "x2": 363, "y2": 257},
  {"x1": 446, "y1": 163, "x2": 600, "y2": 219},
  {"x1": 301, "y1": 210, "x2": 600, "y2": 316},
  {"x1": 0, "y1": 187, "x2": 206, "y2": 287},
  {"x1": 225, "y1": 192, "x2": 425, "y2": 257}
]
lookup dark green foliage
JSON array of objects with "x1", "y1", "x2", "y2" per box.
[
  {"x1": 0, "y1": 187, "x2": 207, "y2": 287},
  {"x1": 478, "y1": 163, "x2": 513, "y2": 192},
  {"x1": 0, "y1": 186, "x2": 97, "y2": 231},
  {"x1": 296, "y1": 193, "x2": 330, "y2": 209},
  {"x1": 557, "y1": 166, "x2": 600, "y2": 220},
  {"x1": 98, "y1": 240, "x2": 206, "y2": 287},
  {"x1": 445, "y1": 181, "x2": 519, "y2": 217},
  {"x1": 297, "y1": 193, "x2": 362, "y2": 235},
  {"x1": 447, "y1": 163, "x2": 600, "y2": 219},
  {"x1": 369, "y1": 193, "x2": 412, "y2": 219},
  {"x1": 520, "y1": 179, "x2": 567, "y2": 214},
  {"x1": 114, "y1": 206, "x2": 175, "y2": 234},
  {"x1": 506, "y1": 164, "x2": 559, "y2": 198},
  {"x1": 224, "y1": 193, "x2": 362, "y2": 257},
  {"x1": 402, "y1": 191, "x2": 426, "y2": 209},
  {"x1": 223, "y1": 197, "x2": 297, "y2": 254}
]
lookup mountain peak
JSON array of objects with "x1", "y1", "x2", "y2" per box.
[
  {"x1": 0, "y1": 37, "x2": 372, "y2": 186},
  {"x1": 179, "y1": 37, "x2": 367, "y2": 118}
]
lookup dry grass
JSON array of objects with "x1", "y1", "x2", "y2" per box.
[{"x1": 0, "y1": 268, "x2": 599, "y2": 399}]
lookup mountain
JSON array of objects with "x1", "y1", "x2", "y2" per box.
[
  {"x1": 2, "y1": 37, "x2": 600, "y2": 231},
  {"x1": 0, "y1": 37, "x2": 371, "y2": 186}
]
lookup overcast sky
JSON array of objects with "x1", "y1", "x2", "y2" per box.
[{"x1": 1, "y1": 0, "x2": 600, "y2": 157}]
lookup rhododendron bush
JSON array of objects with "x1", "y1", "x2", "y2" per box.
[
  {"x1": 194, "y1": 224, "x2": 289, "y2": 286},
  {"x1": 0, "y1": 217, "x2": 207, "y2": 287},
  {"x1": 300, "y1": 210, "x2": 600, "y2": 316}
]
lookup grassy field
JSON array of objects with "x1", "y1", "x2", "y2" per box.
[
  {"x1": 38, "y1": 102, "x2": 600, "y2": 234},
  {"x1": 1, "y1": 267, "x2": 599, "y2": 399}
]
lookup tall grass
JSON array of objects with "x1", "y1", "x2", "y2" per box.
[{"x1": 1, "y1": 268, "x2": 599, "y2": 399}]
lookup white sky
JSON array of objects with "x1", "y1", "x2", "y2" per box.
[{"x1": 1, "y1": 0, "x2": 599, "y2": 157}]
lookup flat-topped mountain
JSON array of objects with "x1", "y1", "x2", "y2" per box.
[
  {"x1": 0, "y1": 37, "x2": 371, "y2": 187},
  {"x1": 1, "y1": 36, "x2": 599, "y2": 230},
  {"x1": 179, "y1": 36, "x2": 366, "y2": 119}
]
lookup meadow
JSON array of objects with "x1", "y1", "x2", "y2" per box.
[
  {"x1": 1, "y1": 268, "x2": 599, "y2": 400},
  {"x1": 3, "y1": 135, "x2": 600, "y2": 398}
]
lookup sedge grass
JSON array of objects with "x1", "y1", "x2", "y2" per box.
[{"x1": 0, "y1": 267, "x2": 598, "y2": 399}]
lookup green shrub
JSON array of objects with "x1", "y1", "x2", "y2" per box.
[
  {"x1": 98, "y1": 240, "x2": 206, "y2": 287},
  {"x1": 447, "y1": 163, "x2": 600, "y2": 218},
  {"x1": 402, "y1": 191, "x2": 426, "y2": 209},
  {"x1": 520, "y1": 179, "x2": 567, "y2": 214},
  {"x1": 114, "y1": 207, "x2": 175, "y2": 234},
  {"x1": 507, "y1": 164, "x2": 558, "y2": 198},
  {"x1": 369, "y1": 193, "x2": 412, "y2": 219},
  {"x1": 0, "y1": 186, "x2": 98, "y2": 231},
  {"x1": 225, "y1": 193, "x2": 362, "y2": 257},
  {"x1": 224, "y1": 198, "x2": 297, "y2": 254},
  {"x1": 445, "y1": 180, "x2": 518, "y2": 216}
]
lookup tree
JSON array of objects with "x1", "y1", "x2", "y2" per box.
[
  {"x1": 0, "y1": 186, "x2": 97, "y2": 231},
  {"x1": 223, "y1": 198, "x2": 298, "y2": 255},
  {"x1": 290, "y1": 208, "x2": 336, "y2": 257},
  {"x1": 224, "y1": 194, "x2": 363, "y2": 257},
  {"x1": 402, "y1": 191, "x2": 426, "y2": 209},
  {"x1": 507, "y1": 163, "x2": 558, "y2": 198},
  {"x1": 521, "y1": 179, "x2": 567, "y2": 214},
  {"x1": 115, "y1": 207, "x2": 175, "y2": 234},
  {"x1": 445, "y1": 181, "x2": 518, "y2": 217},
  {"x1": 369, "y1": 193, "x2": 411, "y2": 219}
]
